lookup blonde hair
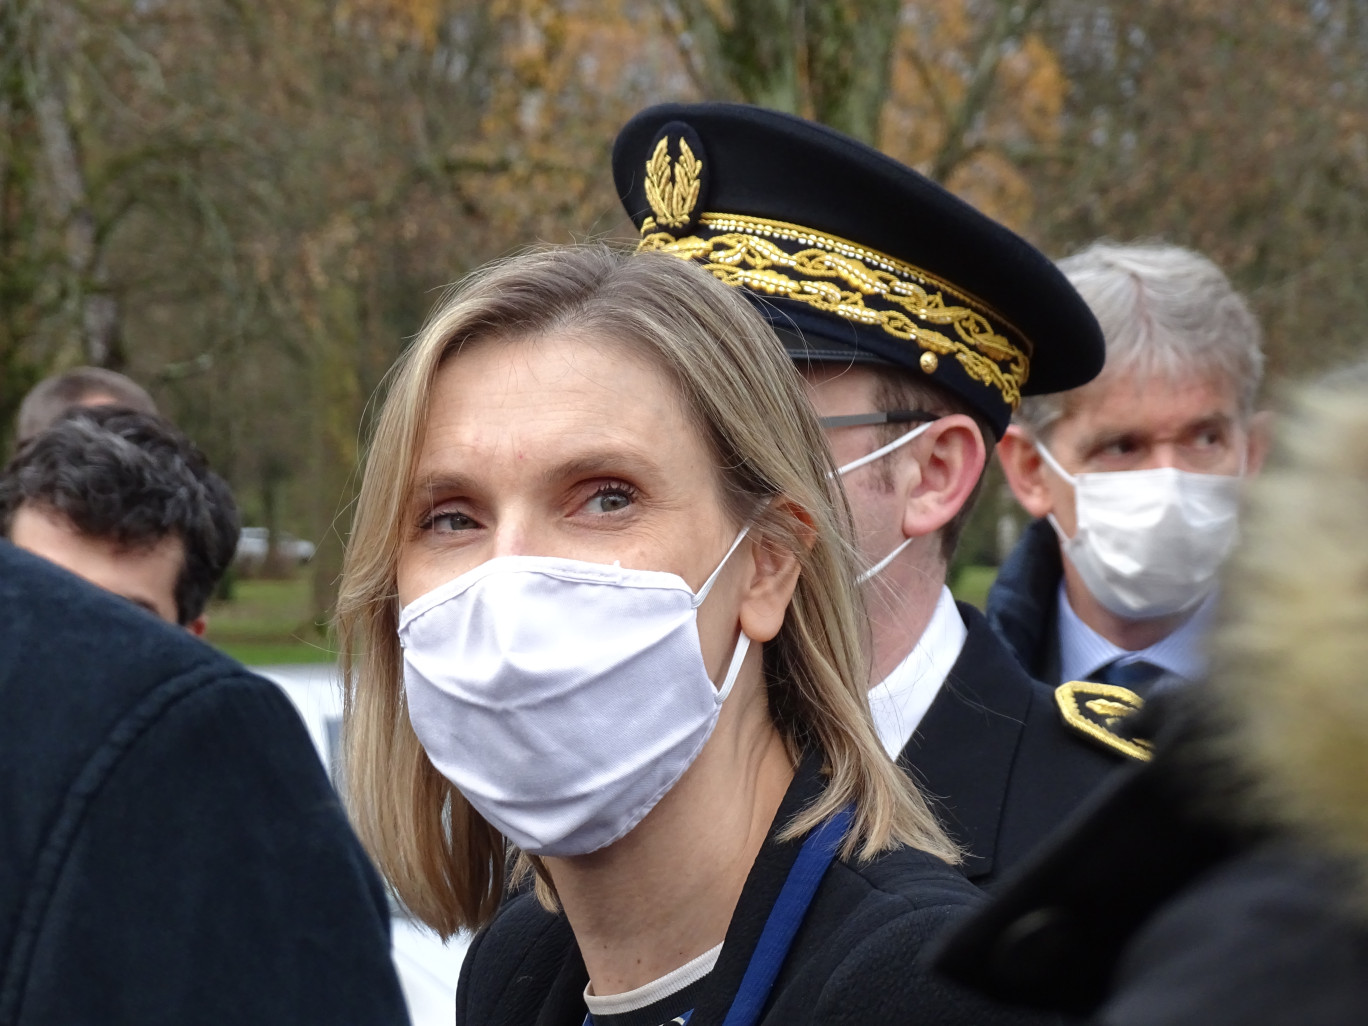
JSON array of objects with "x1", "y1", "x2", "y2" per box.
[
  {"x1": 337, "y1": 244, "x2": 957, "y2": 938},
  {"x1": 1208, "y1": 370, "x2": 1368, "y2": 895}
]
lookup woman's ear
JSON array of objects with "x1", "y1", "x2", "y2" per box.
[
  {"x1": 899, "y1": 414, "x2": 986, "y2": 540},
  {"x1": 738, "y1": 503, "x2": 808, "y2": 644},
  {"x1": 997, "y1": 425, "x2": 1056, "y2": 519}
]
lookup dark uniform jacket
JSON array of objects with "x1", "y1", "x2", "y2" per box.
[
  {"x1": 983, "y1": 518, "x2": 1064, "y2": 683},
  {"x1": 457, "y1": 753, "x2": 1063, "y2": 1026},
  {"x1": 934, "y1": 694, "x2": 1368, "y2": 1025},
  {"x1": 0, "y1": 543, "x2": 408, "y2": 1025},
  {"x1": 901, "y1": 603, "x2": 1125, "y2": 886}
]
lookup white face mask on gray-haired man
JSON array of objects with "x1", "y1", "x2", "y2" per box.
[{"x1": 999, "y1": 374, "x2": 1267, "y2": 691}]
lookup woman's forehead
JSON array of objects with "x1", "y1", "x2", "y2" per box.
[{"x1": 415, "y1": 333, "x2": 698, "y2": 471}]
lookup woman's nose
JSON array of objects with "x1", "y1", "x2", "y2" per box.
[{"x1": 489, "y1": 525, "x2": 528, "y2": 560}]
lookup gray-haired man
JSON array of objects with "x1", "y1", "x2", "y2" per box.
[{"x1": 990, "y1": 241, "x2": 1269, "y2": 691}]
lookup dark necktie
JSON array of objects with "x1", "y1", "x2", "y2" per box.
[{"x1": 1090, "y1": 658, "x2": 1167, "y2": 695}]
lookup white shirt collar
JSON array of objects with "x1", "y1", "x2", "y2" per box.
[
  {"x1": 1056, "y1": 582, "x2": 1215, "y2": 684},
  {"x1": 868, "y1": 586, "x2": 967, "y2": 758}
]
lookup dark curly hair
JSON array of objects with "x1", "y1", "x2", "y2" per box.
[{"x1": 0, "y1": 407, "x2": 240, "y2": 624}]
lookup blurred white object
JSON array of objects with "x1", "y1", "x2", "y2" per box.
[
  {"x1": 234, "y1": 527, "x2": 317, "y2": 571},
  {"x1": 392, "y1": 918, "x2": 472, "y2": 1024},
  {"x1": 255, "y1": 663, "x2": 466, "y2": 1026}
]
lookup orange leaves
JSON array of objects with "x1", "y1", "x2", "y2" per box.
[
  {"x1": 335, "y1": 0, "x2": 444, "y2": 51},
  {"x1": 879, "y1": 1, "x2": 1059, "y2": 231}
]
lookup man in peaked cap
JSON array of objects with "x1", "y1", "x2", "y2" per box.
[{"x1": 614, "y1": 103, "x2": 1143, "y2": 887}]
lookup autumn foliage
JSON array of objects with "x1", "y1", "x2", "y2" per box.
[{"x1": 4, "y1": 0, "x2": 1366, "y2": 616}]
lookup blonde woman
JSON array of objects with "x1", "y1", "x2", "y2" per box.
[{"x1": 338, "y1": 245, "x2": 1052, "y2": 1026}]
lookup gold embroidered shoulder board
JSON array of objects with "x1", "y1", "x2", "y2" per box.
[{"x1": 1055, "y1": 681, "x2": 1153, "y2": 761}]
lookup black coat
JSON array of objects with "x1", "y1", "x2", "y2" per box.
[
  {"x1": 456, "y1": 753, "x2": 1063, "y2": 1026},
  {"x1": 984, "y1": 518, "x2": 1064, "y2": 683},
  {"x1": 900, "y1": 603, "x2": 1127, "y2": 886},
  {"x1": 933, "y1": 693, "x2": 1368, "y2": 1024},
  {"x1": 0, "y1": 543, "x2": 408, "y2": 1025}
]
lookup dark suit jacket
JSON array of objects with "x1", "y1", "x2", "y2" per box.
[
  {"x1": 900, "y1": 603, "x2": 1125, "y2": 886},
  {"x1": 984, "y1": 518, "x2": 1064, "y2": 683},
  {"x1": 0, "y1": 543, "x2": 408, "y2": 1025},
  {"x1": 457, "y1": 753, "x2": 1061, "y2": 1026}
]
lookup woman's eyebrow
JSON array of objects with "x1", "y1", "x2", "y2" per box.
[
  {"x1": 544, "y1": 449, "x2": 661, "y2": 484},
  {"x1": 405, "y1": 472, "x2": 479, "y2": 507}
]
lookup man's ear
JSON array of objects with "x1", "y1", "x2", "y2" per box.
[
  {"x1": 738, "y1": 502, "x2": 808, "y2": 644},
  {"x1": 1245, "y1": 410, "x2": 1274, "y2": 475},
  {"x1": 998, "y1": 425, "x2": 1056, "y2": 519},
  {"x1": 899, "y1": 414, "x2": 985, "y2": 540},
  {"x1": 187, "y1": 615, "x2": 208, "y2": 637}
]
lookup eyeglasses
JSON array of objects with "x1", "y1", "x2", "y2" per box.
[{"x1": 817, "y1": 410, "x2": 941, "y2": 429}]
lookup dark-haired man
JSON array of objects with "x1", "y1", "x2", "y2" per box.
[
  {"x1": 615, "y1": 104, "x2": 1143, "y2": 885},
  {"x1": 0, "y1": 406, "x2": 238, "y2": 635}
]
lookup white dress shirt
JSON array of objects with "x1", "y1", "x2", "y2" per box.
[
  {"x1": 868, "y1": 586, "x2": 967, "y2": 758},
  {"x1": 1056, "y1": 582, "x2": 1215, "y2": 684}
]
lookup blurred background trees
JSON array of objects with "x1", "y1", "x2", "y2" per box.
[{"x1": 5, "y1": 0, "x2": 1365, "y2": 625}]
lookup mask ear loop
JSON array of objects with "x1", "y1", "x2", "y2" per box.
[
  {"x1": 1034, "y1": 442, "x2": 1082, "y2": 545},
  {"x1": 857, "y1": 535, "x2": 914, "y2": 584},
  {"x1": 1034, "y1": 441, "x2": 1077, "y2": 486},
  {"x1": 830, "y1": 419, "x2": 937, "y2": 478},
  {"x1": 686, "y1": 525, "x2": 757, "y2": 702},
  {"x1": 687, "y1": 523, "x2": 759, "y2": 700},
  {"x1": 713, "y1": 632, "x2": 752, "y2": 704},
  {"x1": 692, "y1": 523, "x2": 753, "y2": 608}
]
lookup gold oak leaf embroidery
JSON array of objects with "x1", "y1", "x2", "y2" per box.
[
  {"x1": 1085, "y1": 697, "x2": 1138, "y2": 726},
  {"x1": 645, "y1": 137, "x2": 702, "y2": 229}
]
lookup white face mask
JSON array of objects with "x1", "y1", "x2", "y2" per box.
[
  {"x1": 397, "y1": 529, "x2": 752, "y2": 857},
  {"x1": 830, "y1": 419, "x2": 935, "y2": 583},
  {"x1": 1036, "y1": 443, "x2": 1243, "y2": 619}
]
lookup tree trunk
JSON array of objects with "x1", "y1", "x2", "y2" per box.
[
  {"x1": 25, "y1": 0, "x2": 123, "y2": 367},
  {"x1": 804, "y1": 0, "x2": 902, "y2": 143}
]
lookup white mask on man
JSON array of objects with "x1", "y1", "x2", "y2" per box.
[{"x1": 1036, "y1": 443, "x2": 1243, "y2": 619}]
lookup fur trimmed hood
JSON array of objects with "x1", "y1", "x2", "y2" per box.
[{"x1": 1210, "y1": 379, "x2": 1368, "y2": 898}]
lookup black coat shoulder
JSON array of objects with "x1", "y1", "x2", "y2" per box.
[
  {"x1": 903, "y1": 603, "x2": 1126, "y2": 886},
  {"x1": 0, "y1": 543, "x2": 406, "y2": 1025},
  {"x1": 762, "y1": 847, "x2": 1058, "y2": 1026}
]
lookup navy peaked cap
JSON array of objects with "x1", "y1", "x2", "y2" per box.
[{"x1": 612, "y1": 102, "x2": 1104, "y2": 437}]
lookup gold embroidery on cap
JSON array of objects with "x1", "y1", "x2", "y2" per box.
[
  {"x1": 645, "y1": 137, "x2": 702, "y2": 230},
  {"x1": 638, "y1": 212, "x2": 1030, "y2": 407}
]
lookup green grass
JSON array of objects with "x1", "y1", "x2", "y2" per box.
[
  {"x1": 949, "y1": 564, "x2": 999, "y2": 609},
  {"x1": 205, "y1": 576, "x2": 334, "y2": 666}
]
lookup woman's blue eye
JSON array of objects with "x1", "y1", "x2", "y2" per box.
[
  {"x1": 586, "y1": 485, "x2": 636, "y2": 513},
  {"x1": 429, "y1": 511, "x2": 477, "y2": 533}
]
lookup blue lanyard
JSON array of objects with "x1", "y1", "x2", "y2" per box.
[{"x1": 583, "y1": 804, "x2": 854, "y2": 1026}]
